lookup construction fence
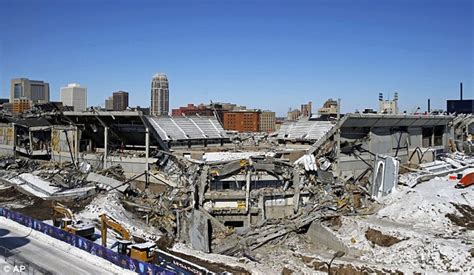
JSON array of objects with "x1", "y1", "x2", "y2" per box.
[{"x1": 0, "y1": 208, "x2": 176, "y2": 275}]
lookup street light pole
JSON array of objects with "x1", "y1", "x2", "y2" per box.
[{"x1": 327, "y1": 251, "x2": 345, "y2": 275}]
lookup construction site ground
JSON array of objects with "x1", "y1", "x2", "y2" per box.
[
  {"x1": 0, "y1": 183, "x2": 252, "y2": 274},
  {"x1": 1, "y1": 156, "x2": 473, "y2": 274},
  {"x1": 166, "y1": 177, "x2": 473, "y2": 274}
]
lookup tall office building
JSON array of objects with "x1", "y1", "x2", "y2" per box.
[
  {"x1": 259, "y1": 111, "x2": 276, "y2": 132},
  {"x1": 60, "y1": 83, "x2": 87, "y2": 111},
  {"x1": 300, "y1": 101, "x2": 312, "y2": 117},
  {"x1": 10, "y1": 78, "x2": 50, "y2": 103},
  {"x1": 105, "y1": 96, "x2": 114, "y2": 110},
  {"x1": 151, "y1": 73, "x2": 169, "y2": 115},
  {"x1": 113, "y1": 91, "x2": 129, "y2": 111}
]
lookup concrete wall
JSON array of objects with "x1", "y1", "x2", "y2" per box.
[
  {"x1": 0, "y1": 124, "x2": 14, "y2": 156},
  {"x1": 0, "y1": 124, "x2": 14, "y2": 146},
  {"x1": 307, "y1": 222, "x2": 362, "y2": 256},
  {"x1": 51, "y1": 151, "x2": 157, "y2": 178},
  {"x1": 339, "y1": 125, "x2": 434, "y2": 178}
]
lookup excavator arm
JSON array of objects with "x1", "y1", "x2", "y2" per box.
[
  {"x1": 52, "y1": 202, "x2": 75, "y2": 225},
  {"x1": 100, "y1": 213, "x2": 131, "y2": 247}
]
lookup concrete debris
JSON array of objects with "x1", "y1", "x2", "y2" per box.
[
  {"x1": 87, "y1": 172, "x2": 129, "y2": 193},
  {"x1": 189, "y1": 210, "x2": 211, "y2": 253},
  {"x1": 294, "y1": 154, "x2": 317, "y2": 171},
  {"x1": 96, "y1": 164, "x2": 126, "y2": 181},
  {"x1": 11, "y1": 173, "x2": 61, "y2": 197},
  {"x1": 0, "y1": 112, "x2": 473, "y2": 273},
  {"x1": 0, "y1": 156, "x2": 132, "y2": 200},
  {"x1": 203, "y1": 152, "x2": 275, "y2": 163},
  {"x1": 8, "y1": 173, "x2": 95, "y2": 200},
  {"x1": 371, "y1": 155, "x2": 399, "y2": 198},
  {"x1": 400, "y1": 154, "x2": 474, "y2": 188}
]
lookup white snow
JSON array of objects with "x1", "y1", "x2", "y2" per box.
[
  {"x1": 202, "y1": 152, "x2": 275, "y2": 163},
  {"x1": 77, "y1": 191, "x2": 162, "y2": 244},
  {"x1": 330, "y1": 177, "x2": 474, "y2": 273}
]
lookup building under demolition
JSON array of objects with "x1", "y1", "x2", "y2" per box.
[{"x1": 0, "y1": 108, "x2": 473, "y2": 273}]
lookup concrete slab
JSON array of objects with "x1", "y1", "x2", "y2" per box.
[{"x1": 86, "y1": 172, "x2": 128, "y2": 192}]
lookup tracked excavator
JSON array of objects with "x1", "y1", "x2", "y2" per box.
[
  {"x1": 99, "y1": 213, "x2": 155, "y2": 262},
  {"x1": 51, "y1": 202, "x2": 95, "y2": 239}
]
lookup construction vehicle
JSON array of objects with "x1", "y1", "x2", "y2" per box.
[
  {"x1": 52, "y1": 202, "x2": 95, "y2": 239},
  {"x1": 99, "y1": 213, "x2": 156, "y2": 263},
  {"x1": 456, "y1": 172, "x2": 474, "y2": 188}
]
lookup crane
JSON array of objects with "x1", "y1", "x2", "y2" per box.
[
  {"x1": 99, "y1": 213, "x2": 155, "y2": 262},
  {"x1": 51, "y1": 202, "x2": 94, "y2": 239}
]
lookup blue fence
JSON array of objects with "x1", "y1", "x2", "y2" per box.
[{"x1": 0, "y1": 207, "x2": 177, "y2": 275}]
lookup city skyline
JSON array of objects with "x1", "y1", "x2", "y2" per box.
[{"x1": 1, "y1": 0, "x2": 472, "y2": 116}]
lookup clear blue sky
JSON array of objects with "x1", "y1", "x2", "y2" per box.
[{"x1": 0, "y1": 0, "x2": 472, "y2": 116}]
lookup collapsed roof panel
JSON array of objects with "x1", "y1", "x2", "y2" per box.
[
  {"x1": 146, "y1": 116, "x2": 228, "y2": 141},
  {"x1": 61, "y1": 111, "x2": 168, "y2": 150},
  {"x1": 13, "y1": 117, "x2": 52, "y2": 128},
  {"x1": 277, "y1": 120, "x2": 336, "y2": 142},
  {"x1": 341, "y1": 114, "x2": 454, "y2": 128}
]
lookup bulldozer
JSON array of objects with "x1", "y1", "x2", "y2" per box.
[
  {"x1": 99, "y1": 213, "x2": 156, "y2": 263},
  {"x1": 52, "y1": 202, "x2": 95, "y2": 239}
]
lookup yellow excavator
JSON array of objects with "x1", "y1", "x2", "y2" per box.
[
  {"x1": 52, "y1": 202, "x2": 95, "y2": 239},
  {"x1": 99, "y1": 213, "x2": 156, "y2": 263}
]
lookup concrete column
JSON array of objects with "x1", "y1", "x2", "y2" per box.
[
  {"x1": 258, "y1": 194, "x2": 265, "y2": 220},
  {"x1": 245, "y1": 169, "x2": 251, "y2": 213},
  {"x1": 293, "y1": 168, "x2": 300, "y2": 214},
  {"x1": 145, "y1": 128, "x2": 149, "y2": 172},
  {"x1": 74, "y1": 126, "x2": 79, "y2": 164},
  {"x1": 104, "y1": 127, "x2": 108, "y2": 169},
  {"x1": 28, "y1": 129, "x2": 33, "y2": 154},
  {"x1": 335, "y1": 99, "x2": 342, "y2": 177},
  {"x1": 12, "y1": 123, "x2": 16, "y2": 159},
  {"x1": 431, "y1": 127, "x2": 435, "y2": 147},
  {"x1": 334, "y1": 128, "x2": 341, "y2": 177}
]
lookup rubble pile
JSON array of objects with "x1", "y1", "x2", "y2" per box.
[
  {"x1": 0, "y1": 157, "x2": 134, "y2": 201},
  {"x1": 96, "y1": 164, "x2": 126, "y2": 181},
  {"x1": 124, "y1": 143, "x2": 377, "y2": 259},
  {"x1": 0, "y1": 112, "x2": 473, "y2": 273},
  {"x1": 0, "y1": 156, "x2": 41, "y2": 174},
  {"x1": 37, "y1": 162, "x2": 89, "y2": 188}
]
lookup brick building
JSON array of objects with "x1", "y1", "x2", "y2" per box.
[
  {"x1": 12, "y1": 98, "x2": 31, "y2": 114},
  {"x1": 171, "y1": 104, "x2": 214, "y2": 116},
  {"x1": 113, "y1": 91, "x2": 129, "y2": 111},
  {"x1": 223, "y1": 111, "x2": 260, "y2": 132}
]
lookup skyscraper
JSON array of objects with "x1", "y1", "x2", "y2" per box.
[
  {"x1": 151, "y1": 73, "x2": 169, "y2": 115},
  {"x1": 105, "y1": 96, "x2": 114, "y2": 110},
  {"x1": 60, "y1": 83, "x2": 87, "y2": 111},
  {"x1": 10, "y1": 78, "x2": 50, "y2": 103},
  {"x1": 113, "y1": 91, "x2": 129, "y2": 111}
]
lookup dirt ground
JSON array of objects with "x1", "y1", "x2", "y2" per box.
[
  {"x1": 165, "y1": 248, "x2": 250, "y2": 274},
  {"x1": 0, "y1": 187, "x2": 95, "y2": 221},
  {"x1": 445, "y1": 203, "x2": 474, "y2": 230},
  {"x1": 365, "y1": 228, "x2": 407, "y2": 247},
  {"x1": 1, "y1": 186, "x2": 251, "y2": 273},
  {"x1": 299, "y1": 254, "x2": 403, "y2": 275}
]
